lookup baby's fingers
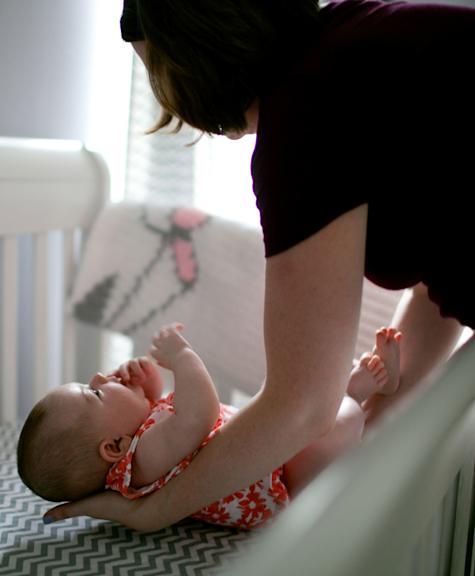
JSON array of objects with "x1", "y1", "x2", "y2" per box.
[
  {"x1": 128, "y1": 359, "x2": 144, "y2": 378},
  {"x1": 138, "y1": 356, "x2": 156, "y2": 374},
  {"x1": 149, "y1": 344, "x2": 159, "y2": 357},
  {"x1": 118, "y1": 362, "x2": 132, "y2": 382},
  {"x1": 105, "y1": 368, "x2": 120, "y2": 379},
  {"x1": 149, "y1": 347, "x2": 164, "y2": 362},
  {"x1": 155, "y1": 322, "x2": 184, "y2": 338}
]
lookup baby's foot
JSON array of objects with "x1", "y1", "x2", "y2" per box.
[
  {"x1": 371, "y1": 327, "x2": 402, "y2": 395},
  {"x1": 347, "y1": 352, "x2": 390, "y2": 404}
]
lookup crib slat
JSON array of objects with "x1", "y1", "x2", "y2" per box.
[
  {"x1": 33, "y1": 233, "x2": 49, "y2": 403},
  {"x1": 62, "y1": 230, "x2": 77, "y2": 384},
  {"x1": 470, "y1": 511, "x2": 475, "y2": 576},
  {"x1": 451, "y1": 459, "x2": 475, "y2": 576},
  {"x1": 436, "y1": 486, "x2": 456, "y2": 576},
  {"x1": 1, "y1": 237, "x2": 19, "y2": 423},
  {"x1": 426, "y1": 516, "x2": 440, "y2": 576}
]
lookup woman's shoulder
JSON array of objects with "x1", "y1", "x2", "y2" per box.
[
  {"x1": 314, "y1": 0, "x2": 475, "y2": 42},
  {"x1": 291, "y1": 0, "x2": 475, "y2": 79}
]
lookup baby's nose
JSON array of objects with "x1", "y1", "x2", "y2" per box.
[{"x1": 89, "y1": 372, "x2": 109, "y2": 388}]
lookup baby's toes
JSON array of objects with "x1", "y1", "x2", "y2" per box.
[
  {"x1": 375, "y1": 329, "x2": 389, "y2": 349},
  {"x1": 377, "y1": 327, "x2": 388, "y2": 336},
  {"x1": 385, "y1": 327, "x2": 403, "y2": 344}
]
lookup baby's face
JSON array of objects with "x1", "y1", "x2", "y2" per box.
[{"x1": 51, "y1": 374, "x2": 150, "y2": 442}]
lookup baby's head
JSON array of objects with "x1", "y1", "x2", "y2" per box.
[{"x1": 17, "y1": 374, "x2": 150, "y2": 502}]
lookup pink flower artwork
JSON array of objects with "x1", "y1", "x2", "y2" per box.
[
  {"x1": 172, "y1": 208, "x2": 208, "y2": 230},
  {"x1": 172, "y1": 238, "x2": 198, "y2": 284}
]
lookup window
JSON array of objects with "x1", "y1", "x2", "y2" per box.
[{"x1": 125, "y1": 55, "x2": 260, "y2": 228}]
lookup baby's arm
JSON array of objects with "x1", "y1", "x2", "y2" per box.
[
  {"x1": 150, "y1": 323, "x2": 220, "y2": 431},
  {"x1": 131, "y1": 323, "x2": 221, "y2": 488}
]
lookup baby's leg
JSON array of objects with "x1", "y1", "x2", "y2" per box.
[
  {"x1": 283, "y1": 396, "x2": 365, "y2": 499},
  {"x1": 347, "y1": 327, "x2": 402, "y2": 403},
  {"x1": 283, "y1": 327, "x2": 402, "y2": 499}
]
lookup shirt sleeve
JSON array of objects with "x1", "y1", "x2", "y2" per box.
[
  {"x1": 251, "y1": 70, "x2": 369, "y2": 258},
  {"x1": 251, "y1": 0, "x2": 475, "y2": 259},
  {"x1": 120, "y1": 0, "x2": 144, "y2": 42}
]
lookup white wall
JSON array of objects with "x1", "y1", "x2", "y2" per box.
[
  {"x1": 0, "y1": 0, "x2": 132, "y2": 200},
  {"x1": 0, "y1": 0, "x2": 95, "y2": 140}
]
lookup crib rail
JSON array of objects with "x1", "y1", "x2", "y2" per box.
[
  {"x1": 0, "y1": 138, "x2": 108, "y2": 423},
  {"x1": 223, "y1": 336, "x2": 475, "y2": 576}
]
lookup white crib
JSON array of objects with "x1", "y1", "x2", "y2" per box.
[
  {"x1": 0, "y1": 137, "x2": 108, "y2": 424},
  {"x1": 0, "y1": 136, "x2": 473, "y2": 576},
  {"x1": 224, "y1": 335, "x2": 475, "y2": 576}
]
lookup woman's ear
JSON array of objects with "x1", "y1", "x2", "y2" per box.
[{"x1": 99, "y1": 436, "x2": 132, "y2": 463}]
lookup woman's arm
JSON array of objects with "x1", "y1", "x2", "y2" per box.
[{"x1": 44, "y1": 205, "x2": 368, "y2": 531}]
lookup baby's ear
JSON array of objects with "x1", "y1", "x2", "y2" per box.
[{"x1": 99, "y1": 436, "x2": 132, "y2": 463}]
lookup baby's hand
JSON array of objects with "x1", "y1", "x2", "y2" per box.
[
  {"x1": 107, "y1": 357, "x2": 157, "y2": 388},
  {"x1": 150, "y1": 323, "x2": 192, "y2": 370}
]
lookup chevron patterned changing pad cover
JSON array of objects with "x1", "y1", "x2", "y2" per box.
[{"x1": 0, "y1": 423, "x2": 254, "y2": 576}]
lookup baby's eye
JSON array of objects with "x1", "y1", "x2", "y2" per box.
[{"x1": 90, "y1": 388, "x2": 101, "y2": 398}]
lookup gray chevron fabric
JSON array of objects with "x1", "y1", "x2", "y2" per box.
[{"x1": 0, "y1": 423, "x2": 254, "y2": 575}]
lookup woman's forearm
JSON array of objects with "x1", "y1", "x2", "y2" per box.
[
  {"x1": 131, "y1": 385, "x2": 319, "y2": 532},
  {"x1": 138, "y1": 206, "x2": 366, "y2": 531}
]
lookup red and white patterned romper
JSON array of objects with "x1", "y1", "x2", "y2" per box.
[{"x1": 106, "y1": 393, "x2": 290, "y2": 530}]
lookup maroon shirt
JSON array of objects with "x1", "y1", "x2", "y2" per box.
[
  {"x1": 121, "y1": 0, "x2": 475, "y2": 327},
  {"x1": 252, "y1": 0, "x2": 475, "y2": 327}
]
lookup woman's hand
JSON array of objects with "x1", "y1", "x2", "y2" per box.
[{"x1": 43, "y1": 490, "x2": 160, "y2": 533}]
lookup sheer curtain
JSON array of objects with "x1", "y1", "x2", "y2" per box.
[{"x1": 125, "y1": 54, "x2": 261, "y2": 229}]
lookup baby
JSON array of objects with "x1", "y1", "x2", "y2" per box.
[{"x1": 17, "y1": 323, "x2": 401, "y2": 530}]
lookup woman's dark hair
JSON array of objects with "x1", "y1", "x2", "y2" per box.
[{"x1": 136, "y1": 0, "x2": 320, "y2": 135}]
